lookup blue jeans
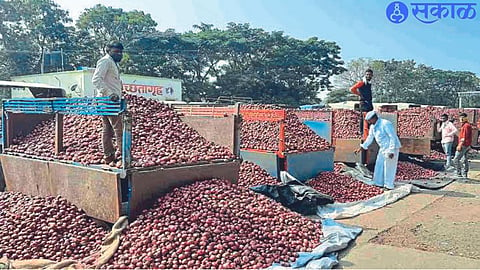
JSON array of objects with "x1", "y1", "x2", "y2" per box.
[
  {"x1": 453, "y1": 146, "x2": 470, "y2": 176},
  {"x1": 442, "y1": 142, "x2": 453, "y2": 168}
]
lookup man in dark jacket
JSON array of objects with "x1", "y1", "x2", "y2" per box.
[{"x1": 350, "y1": 69, "x2": 374, "y2": 112}]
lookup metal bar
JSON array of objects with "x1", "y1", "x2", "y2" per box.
[
  {"x1": 122, "y1": 112, "x2": 132, "y2": 171},
  {"x1": 2, "y1": 108, "x2": 7, "y2": 147},
  {"x1": 5, "y1": 112, "x2": 12, "y2": 149},
  {"x1": 55, "y1": 114, "x2": 64, "y2": 155}
]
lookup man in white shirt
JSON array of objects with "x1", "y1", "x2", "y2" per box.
[
  {"x1": 92, "y1": 42, "x2": 124, "y2": 165},
  {"x1": 436, "y1": 113, "x2": 457, "y2": 170},
  {"x1": 354, "y1": 111, "x2": 402, "y2": 190}
]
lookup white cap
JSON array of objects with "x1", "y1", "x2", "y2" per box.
[{"x1": 365, "y1": 111, "x2": 377, "y2": 120}]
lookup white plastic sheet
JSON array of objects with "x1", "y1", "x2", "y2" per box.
[
  {"x1": 281, "y1": 168, "x2": 412, "y2": 220},
  {"x1": 316, "y1": 183, "x2": 412, "y2": 219},
  {"x1": 270, "y1": 219, "x2": 363, "y2": 269}
]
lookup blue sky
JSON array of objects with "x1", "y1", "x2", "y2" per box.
[{"x1": 55, "y1": 0, "x2": 480, "y2": 75}]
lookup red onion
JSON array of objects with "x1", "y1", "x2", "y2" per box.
[
  {"x1": 396, "y1": 161, "x2": 439, "y2": 181},
  {"x1": 238, "y1": 161, "x2": 278, "y2": 188},
  {"x1": 0, "y1": 192, "x2": 106, "y2": 262},
  {"x1": 307, "y1": 164, "x2": 384, "y2": 203},
  {"x1": 102, "y1": 179, "x2": 323, "y2": 269},
  {"x1": 5, "y1": 95, "x2": 236, "y2": 168}
]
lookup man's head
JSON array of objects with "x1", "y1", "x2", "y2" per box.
[
  {"x1": 365, "y1": 68, "x2": 373, "y2": 82},
  {"x1": 440, "y1": 113, "x2": 448, "y2": 122},
  {"x1": 459, "y1": 112, "x2": 468, "y2": 123},
  {"x1": 365, "y1": 110, "x2": 378, "y2": 125},
  {"x1": 106, "y1": 42, "x2": 124, "y2": 63}
]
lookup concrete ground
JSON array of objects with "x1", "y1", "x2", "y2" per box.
[{"x1": 337, "y1": 160, "x2": 480, "y2": 269}]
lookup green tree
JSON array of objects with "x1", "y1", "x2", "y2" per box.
[
  {"x1": 215, "y1": 23, "x2": 345, "y2": 106},
  {"x1": 325, "y1": 88, "x2": 358, "y2": 103},
  {"x1": 75, "y1": 4, "x2": 158, "y2": 67},
  {"x1": 0, "y1": 0, "x2": 73, "y2": 75}
]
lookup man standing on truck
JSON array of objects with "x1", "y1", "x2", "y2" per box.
[
  {"x1": 92, "y1": 42, "x2": 124, "y2": 166},
  {"x1": 350, "y1": 68, "x2": 374, "y2": 112},
  {"x1": 453, "y1": 112, "x2": 473, "y2": 178},
  {"x1": 354, "y1": 111, "x2": 401, "y2": 190}
]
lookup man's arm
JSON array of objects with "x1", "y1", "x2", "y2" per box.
[
  {"x1": 350, "y1": 81, "x2": 364, "y2": 96},
  {"x1": 360, "y1": 125, "x2": 375, "y2": 150},
  {"x1": 92, "y1": 58, "x2": 112, "y2": 97}
]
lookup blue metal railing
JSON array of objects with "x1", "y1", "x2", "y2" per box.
[
  {"x1": 2, "y1": 97, "x2": 131, "y2": 171},
  {"x1": 2, "y1": 97, "x2": 126, "y2": 115}
]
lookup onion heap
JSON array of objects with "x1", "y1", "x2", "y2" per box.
[
  {"x1": 0, "y1": 192, "x2": 105, "y2": 261},
  {"x1": 238, "y1": 161, "x2": 278, "y2": 188},
  {"x1": 307, "y1": 166, "x2": 384, "y2": 203},
  {"x1": 240, "y1": 105, "x2": 332, "y2": 153},
  {"x1": 423, "y1": 150, "x2": 447, "y2": 161},
  {"x1": 103, "y1": 179, "x2": 323, "y2": 269},
  {"x1": 396, "y1": 161, "x2": 439, "y2": 181},
  {"x1": 6, "y1": 94, "x2": 235, "y2": 168},
  {"x1": 398, "y1": 107, "x2": 476, "y2": 138},
  {"x1": 332, "y1": 109, "x2": 361, "y2": 139}
]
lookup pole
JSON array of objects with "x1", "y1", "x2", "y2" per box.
[
  {"x1": 60, "y1": 48, "x2": 64, "y2": 72},
  {"x1": 41, "y1": 49, "x2": 45, "y2": 74}
]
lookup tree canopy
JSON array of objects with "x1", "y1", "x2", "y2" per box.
[{"x1": 1, "y1": 0, "x2": 479, "y2": 107}]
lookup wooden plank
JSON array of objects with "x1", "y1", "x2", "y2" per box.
[
  {"x1": 0, "y1": 155, "x2": 122, "y2": 223},
  {"x1": 129, "y1": 160, "x2": 241, "y2": 218},
  {"x1": 55, "y1": 114, "x2": 64, "y2": 154},
  {"x1": 400, "y1": 137, "x2": 430, "y2": 155},
  {"x1": 333, "y1": 139, "x2": 362, "y2": 163}
]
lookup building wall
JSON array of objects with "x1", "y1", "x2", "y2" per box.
[{"x1": 13, "y1": 70, "x2": 182, "y2": 101}]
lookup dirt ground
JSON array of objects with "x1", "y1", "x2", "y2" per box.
[{"x1": 370, "y1": 191, "x2": 480, "y2": 259}]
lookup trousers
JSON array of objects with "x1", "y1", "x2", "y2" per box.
[
  {"x1": 102, "y1": 115, "x2": 123, "y2": 158},
  {"x1": 373, "y1": 148, "x2": 400, "y2": 189},
  {"x1": 453, "y1": 146, "x2": 470, "y2": 176}
]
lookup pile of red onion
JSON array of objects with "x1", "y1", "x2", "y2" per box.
[
  {"x1": 6, "y1": 94, "x2": 235, "y2": 168},
  {"x1": 396, "y1": 161, "x2": 439, "y2": 181},
  {"x1": 240, "y1": 105, "x2": 332, "y2": 153},
  {"x1": 238, "y1": 161, "x2": 278, "y2": 188},
  {"x1": 332, "y1": 109, "x2": 361, "y2": 139},
  {"x1": 398, "y1": 107, "x2": 476, "y2": 138},
  {"x1": 0, "y1": 192, "x2": 105, "y2": 261},
  {"x1": 423, "y1": 150, "x2": 447, "y2": 161},
  {"x1": 103, "y1": 179, "x2": 323, "y2": 269},
  {"x1": 307, "y1": 166, "x2": 384, "y2": 203},
  {"x1": 240, "y1": 121, "x2": 280, "y2": 151},
  {"x1": 284, "y1": 112, "x2": 331, "y2": 153}
]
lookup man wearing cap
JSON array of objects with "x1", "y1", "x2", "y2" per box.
[
  {"x1": 452, "y1": 112, "x2": 472, "y2": 178},
  {"x1": 354, "y1": 111, "x2": 402, "y2": 190}
]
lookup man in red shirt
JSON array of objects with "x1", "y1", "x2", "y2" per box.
[
  {"x1": 453, "y1": 112, "x2": 472, "y2": 178},
  {"x1": 350, "y1": 69, "x2": 374, "y2": 112}
]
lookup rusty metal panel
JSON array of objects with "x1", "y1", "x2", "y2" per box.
[
  {"x1": 180, "y1": 116, "x2": 237, "y2": 155},
  {"x1": 400, "y1": 138, "x2": 430, "y2": 156},
  {"x1": 333, "y1": 139, "x2": 362, "y2": 163},
  {"x1": 129, "y1": 160, "x2": 241, "y2": 218},
  {"x1": 0, "y1": 154, "x2": 122, "y2": 223}
]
